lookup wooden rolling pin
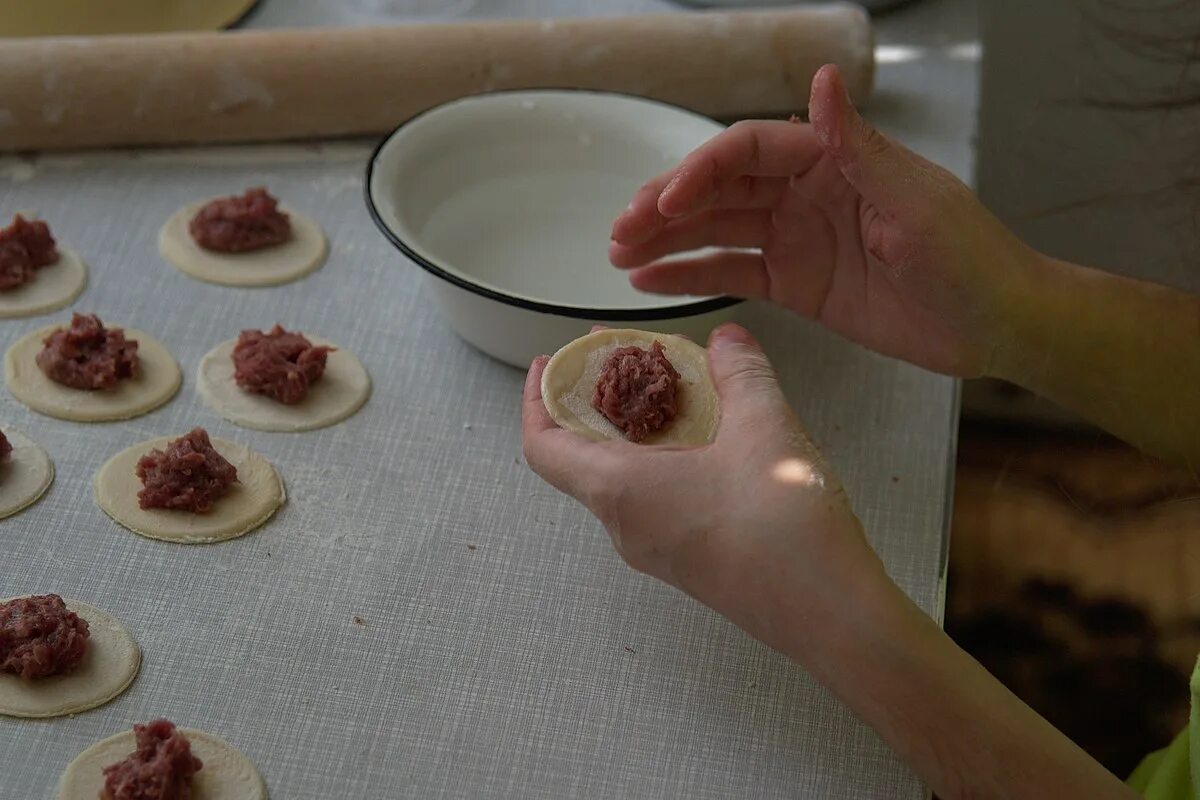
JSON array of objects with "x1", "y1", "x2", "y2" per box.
[{"x1": 0, "y1": 5, "x2": 874, "y2": 153}]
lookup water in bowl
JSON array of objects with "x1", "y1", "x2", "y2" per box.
[{"x1": 418, "y1": 168, "x2": 671, "y2": 310}]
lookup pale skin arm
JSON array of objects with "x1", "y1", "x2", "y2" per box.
[
  {"x1": 523, "y1": 330, "x2": 1136, "y2": 800},
  {"x1": 520, "y1": 62, "x2": 1185, "y2": 798},
  {"x1": 610, "y1": 63, "x2": 1200, "y2": 468},
  {"x1": 994, "y1": 257, "x2": 1200, "y2": 468},
  {"x1": 735, "y1": 532, "x2": 1137, "y2": 800}
]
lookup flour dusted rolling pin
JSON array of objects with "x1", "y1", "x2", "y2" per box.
[{"x1": 0, "y1": 5, "x2": 873, "y2": 153}]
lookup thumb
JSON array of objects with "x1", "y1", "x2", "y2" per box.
[
  {"x1": 808, "y1": 63, "x2": 918, "y2": 209},
  {"x1": 706, "y1": 324, "x2": 793, "y2": 438}
]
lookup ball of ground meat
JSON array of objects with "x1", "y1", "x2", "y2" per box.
[
  {"x1": 36, "y1": 313, "x2": 140, "y2": 391},
  {"x1": 592, "y1": 341, "x2": 681, "y2": 442},
  {"x1": 101, "y1": 719, "x2": 203, "y2": 800},
  {"x1": 0, "y1": 594, "x2": 90, "y2": 680},
  {"x1": 0, "y1": 215, "x2": 57, "y2": 292},
  {"x1": 136, "y1": 428, "x2": 238, "y2": 513},
  {"x1": 232, "y1": 325, "x2": 333, "y2": 405},
  {"x1": 189, "y1": 187, "x2": 291, "y2": 253}
]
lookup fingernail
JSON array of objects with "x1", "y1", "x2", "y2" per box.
[
  {"x1": 659, "y1": 177, "x2": 684, "y2": 216},
  {"x1": 709, "y1": 323, "x2": 757, "y2": 351}
]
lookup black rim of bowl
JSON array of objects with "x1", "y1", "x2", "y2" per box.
[
  {"x1": 364, "y1": 88, "x2": 744, "y2": 322},
  {"x1": 224, "y1": 0, "x2": 266, "y2": 29}
]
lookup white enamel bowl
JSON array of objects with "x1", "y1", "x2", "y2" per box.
[{"x1": 365, "y1": 90, "x2": 742, "y2": 369}]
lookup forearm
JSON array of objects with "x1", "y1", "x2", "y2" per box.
[
  {"x1": 992, "y1": 254, "x2": 1200, "y2": 467},
  {"x1": 805, "y1": 578, "x2": 1132, "y2": 799},
  {"x1": 710, "y1": 542, "x2": 1134, "y2": 800}
]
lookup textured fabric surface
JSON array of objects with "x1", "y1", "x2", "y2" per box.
[
  {"x1": 0, "y1": 142, "x2": 954, "y2": 800},
  {"x1": 0, "y1": 1, "x2": 973, "y2": 791}
]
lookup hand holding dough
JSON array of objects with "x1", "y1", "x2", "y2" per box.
[{"x1": 541, "y1": 329, "x2": 719, "y2": 446}]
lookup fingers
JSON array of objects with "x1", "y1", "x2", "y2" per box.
[
  {"x1": 609, "y1": 209, "x2": 773, "y2": 269},
  {"x1": 612, "y1": 173, "x2": 790, "y2": 247},
  {"x1": 656, "y1": 121, "x2": 824, "y2": 220},
  {"x1": 628, "y1": 252, "x2": 770, "y2": 300},
  {"x1": 808, "y1": 63, "x2": 920, "y2": 211},
  {"x1": 610, "y1": 121, "x2": 821, "y2": 248},
  {"x1": 705, "y1": 324, "x2": 795, "y2": 440},
  {"x1": 522, "y1": 357, "x2": 604, "y2": 498},
  {"x1": 521, "y1": 356, "x2": 562, "y2": 437},
  {"x1": 611, "y1": 168, "x2": 677, "y2": 247},
  {"x1": 704, "y1": 175, "x2": 790, "y2": 212}
]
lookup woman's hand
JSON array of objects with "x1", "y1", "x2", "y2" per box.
[
  {"x1": 522, "y1": 323, "x2": 885, "y2": 644},
  {"x1": 522, "y1": 324, "x2": 1137, "y2": 800},
  {"x1": 523, "y1": 323, "x2": 1137, "y2": 800},
  {"x1": 609, "y1": 64, "x2": 1041, "y2": 378}
]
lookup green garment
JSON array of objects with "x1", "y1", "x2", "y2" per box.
[{"x1": 1128, "y1": 656, "x2": 1199, "y2": 799}]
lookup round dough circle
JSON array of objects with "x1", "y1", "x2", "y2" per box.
[
  {"x1": 159, "y1": 200, "x2": 328, "y2": 287},
  {"x1": 542, "y1": 329, "x2": 720, "y2": 446},
  {"x1": 57, "y1": 726, "x2": 266, "y2": 800},
  {"x1": 198, "y1": 335, "x2": 371, "y2": 432},
  {"x1": 5, "y1": 323, "x2": 182, "y2": 422},
  {"x1": 0, "y1": 598, "x2": 140, "y2": 719},
  {"x1": 94, "y1": 434, "x2": 285, "y2": 544},
  {"x1": 0, "y1": 247, "x2": 87, "y2": 319},
  {"x1": 0, "y1": 426, "x2": 54, "y2": 519}
]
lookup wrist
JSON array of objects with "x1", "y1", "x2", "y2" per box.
[
  {"x1": 690, "y1": 510, "x2": 897, "y2": 667},
  {"x1": 985, "y1": 249, "x2": 1077, "y2": 385},
  {"x1": 768, "y1": 540, "x2": 913, "y2": 672}
]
